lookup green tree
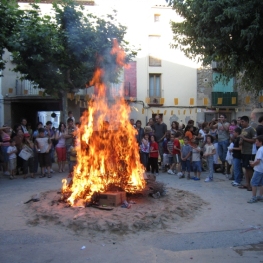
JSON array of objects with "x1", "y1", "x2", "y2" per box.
[
  {"x1": 167, "y1": 0, "x2": 263, "y2": 93},
  {"x1": 0, "y1": 0, "x2": 24, "y2": 71},
  {"x1": 6, "y1": 0, "x2": 136, "y2": 120}
]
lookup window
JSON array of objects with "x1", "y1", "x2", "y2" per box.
[
  {"x1": 149, "y1": 74, "x2": 161, "y2": 97},
  {"x1": 154, "y1": 14, "x2": 160, "y2": 22}
]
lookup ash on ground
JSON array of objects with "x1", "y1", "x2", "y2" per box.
[{"x1": 24, "y1": 187, "x2": 208, "y2": 235}]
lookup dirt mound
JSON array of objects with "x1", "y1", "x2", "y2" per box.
[{"x1": 24, "y1": 188, "x2": 208, "y2": 235}]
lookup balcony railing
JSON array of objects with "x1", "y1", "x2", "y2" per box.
[
  {"x1": 211, "y1": 92, "x2": 238, "y2": 107},
  {"x1": 106, "y1": 82, "x2": 136, "y2": 100},
  {"x1": 15, "y1": 79, "x2": 45, "y2": 96}
]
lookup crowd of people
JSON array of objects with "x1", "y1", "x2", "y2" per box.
[
  {"x1": 1, "y1": 111, "x2": 263, "y2": 204},
  {"x1": 0, "y1": 111, "x2": 77, "y2": 180},
  {"x1": 134, "y1": 114, "x2": 263, "y2": 204}
]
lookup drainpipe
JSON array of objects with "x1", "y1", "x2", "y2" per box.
[{"x1": 0, "y1": 70, "x2": 4, "y2": 127}]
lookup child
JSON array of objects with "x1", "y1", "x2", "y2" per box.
[
  {"x1": 68, "y1": 140, "x2": 77, "y2": 178},
  {"x1": 229, "y1": 127, "x2": 242, "y2": 186},
  {"x1": 140, "y1": 133, "x2": 150, "y2": 170},
  {"x1": 179, "y1": 137, "x2": 192, "y2": 179},
  {"x1": 203, "y1": 135, "x2": 216, "y2": 182},
  {"x1": 247, "y1": 135, "x2": 263, "y2": 203},
  {"x1": 191, "y1": 140, "x2": 202, "y2": 181},
  {"x1": 35, "y1": 128, "x2": 52, "y2": 178},
  {"x1": 67, "y1": 111, "x2": 75, "y2": 126},
  {"x1": 7, "y1": 139, "x2": 17, "y2": 180},
  {"x1": 229, "y1": 119, "x2": 237, "y2": 138},
  {"x1": 178, "y1": 132, "x2": 184, "y2": 148},
  {"x1": 149, "y1": 135, "x2": 159, "y2": 175},
  {"x1": 167, "y1": 134, "x2": 176, "y2": 174}
]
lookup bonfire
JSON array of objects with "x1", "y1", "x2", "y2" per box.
[{"x1": 61, "y1": 40, "x2": 146, "y2": 206}]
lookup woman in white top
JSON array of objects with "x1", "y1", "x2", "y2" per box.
[{"x1": 55, "y1": 122, "x2": 67, "y2": 172}]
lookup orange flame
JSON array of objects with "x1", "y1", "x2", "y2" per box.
[{"x1": 62, "y1": 40, "x2": 145, "y2": 206}]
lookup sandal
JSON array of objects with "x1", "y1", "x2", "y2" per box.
[
  {"x1": 23, "y1": 175, "x2": 28, "y2": 179},
  {"x1": 39, "y1": 174, "x2": 46, "y2": 178},
  {"x1": 47, "y1": 174, "x2": 52, "y2": 178},
  {"x1": 247, "y1": 188, "x2": 252, "y2": 191}
]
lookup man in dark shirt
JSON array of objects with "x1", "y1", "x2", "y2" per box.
[
  {"x1": 153, "y1": 115, "x2": 167, "y2": 170},
  {"x1": 256, "y1": 116, "x2": 263, "y2": 136},
  {"x1": 230, "y1": 127, "x2": 242, "y2": 186}
]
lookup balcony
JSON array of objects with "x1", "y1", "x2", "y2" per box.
[
  {"x1": 211, "y1": 92, "x2": 238, "y2": 107},
  {"x1": 15, "y1": 79, "x2": 45, "y2": 96},
  {"x1": 106, "y1": 82, "x2": 137, "y2": 101}
]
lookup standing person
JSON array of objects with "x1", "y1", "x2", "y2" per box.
[
  {"x1": 130, "y1": 119, "x2": 136, "y2": 128},
  {"x1": 162, "y1": 131, "x2": 171, "y2": 172},
  {"x1": 7, "y1": 139, "x2": 17, "y2": 180},
  {"x1": 55, "y1": 123, "x2": 67, "y2": 173},
  {"x1": 229, "y1": 127, "x2": 242, "y2": 186},
  {"x1": 65, "y1": 118, "x2": 75, "y2": 171},
  {"x1": 211, "y1": 114, "x2": 230, "y2": 174},
  {"x1": 45, "y1": 121, "x2": 55, "y2": 173},
  {"x1": 229, "y1": 119, "x2": 237, "y2": 139},
  {"x1": 239, "y1": 116, "x2": 256, "y2": 191},
  {"x1": 68, "y1": 139, "x2": 77, "y2": 178},
  {"x1": 184, "y1": 125, "x2": 196, "y2": 145},
  {"x1": 32, "y1": 122, "x2": 43, "y2": 175},
  {"x1": 209, "y1": 120, "x2": 220, "y2": 172},
  {"x1": 20, "y1": 118, "x2": 29, "y2": 135},
  {"x1": 35, "y1": 128, "x2": 52, "y2": 178},
  {"x1": 179, "y1": 137, "x2": 192, "y2": 179},
  {"x1": 67, "y1": 111, "x2": 75, "y2": 126},
  {"x1": 170, "y1": 121, "x2": 179, "y2": 135},
  {"x1": 247, "y1": 135, "x2": 263, "y2": 203},
  {"x1": 167, "y1": 133, "x2": 175, "y2": 174},
  {"x1": 188, "y1": 120, "x2": 199, "y2": 136},
  {"x1": 237, "y1": 117, "x2": 242, "y2": 129},
  {"x1": 13, "y1": 129, "x2": 24, "y2": 175},
  {"x1": 22, "y1": 133, "x2": 34, "y2": 179},
  {"x1": 149, "y1": 135, "x2": 159, "y2": 175},
  {"x1": 147, "y1": 118, "x2": 155, "y2": 131},
  {"x1": 191, "y1": 140, "x2": 202, "y2": 181},
  {"x1": 203, "y1": 135, "x2": 216, "y2": 182},
  {"x1": 153, "y1": 115, "x2": 167, "y2": 171},
  {"x1": 135, "y1": 120, "x2": 144, "y2": 146},
  {"x1": 168, "y1": 132, "x2": 181, "y2": 175},
  {"x1": 0, "y1": 126, "x2": 11, "y2": 176},
  {"x1": 256, "y1": 116, "x2": 263, "y2": 136},
  {"x1": 140, "y1": 133, "x2": 150, "y2": 170}
]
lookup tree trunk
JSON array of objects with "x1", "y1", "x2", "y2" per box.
[{"x1": 61, "y1": 90, "x2": 68, "y2": 123}]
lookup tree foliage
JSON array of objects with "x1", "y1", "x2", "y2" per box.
[
  {"x1": 0, "y1": 0, "x2": 24, "y2": 71},
  {"x1": 3, "y1": 0, "x2": 136, "y2": 96},
  {"x1": 167, "y1": 0, "x2": 263, "y2": 93}
]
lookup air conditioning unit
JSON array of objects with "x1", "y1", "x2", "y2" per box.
[
  {"x1": 211, "y1": 61, "x2": 222, "y2": 70},
  {"x1": 149, "y1": 97, "x2": 164, "y2": 104}
]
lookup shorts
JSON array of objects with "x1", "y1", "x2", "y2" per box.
[
  {"x1": 181, "y1": 159, "x2": 191, "y2": 172},
  {"x1": 192, "y1": 161, "x2": 202, "y2": 172},
  {"x1": 38, "y1": 153, "x2": 51, "y2": 168},
  {"x1": 251, "y1": 170, "x2": 263, "y2": 187},
  {"x1": 9, "y1": 158, "x2": 17, "y2": 170},
  {"x1": 242, "y1": 154, "x2": 255, "y2": 170},
  {"x1": 168, "y1": 156, "x2": 173, "y2": 165},
  {"x1": 56, "y1": 147, "x2": 67, "y2": 162},
  {"x1": 172, "y1": 154, "x2": 181, "y2": 164}
]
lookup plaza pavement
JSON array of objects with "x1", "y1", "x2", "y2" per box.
[{"x1": 0, "y1": 166, "x2": 262, "y2": 263}]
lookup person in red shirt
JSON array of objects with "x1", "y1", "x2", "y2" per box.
[
  {"x1": 169, "y1": 132, "x2": 181, "y2": 174},
  {"x1": 149, "y1": 135, "x2": 159, "y2": 175}
]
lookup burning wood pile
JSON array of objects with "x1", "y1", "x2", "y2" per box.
[{"x1": 60, "y1": 40, "x2": 166, "y2": 207}]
